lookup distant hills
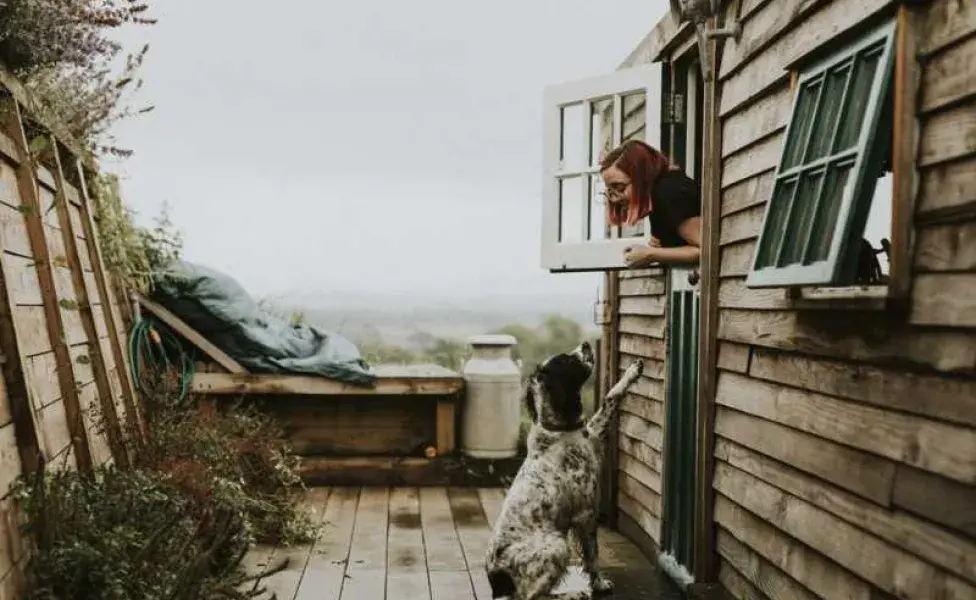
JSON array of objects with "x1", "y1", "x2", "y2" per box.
[{"x1": 259, "y1": 289, "x2": 599, "y2": 348}]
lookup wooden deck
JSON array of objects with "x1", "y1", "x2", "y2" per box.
[{"x1": 245, "y1": 487, "x2": 683, "y2": 600}]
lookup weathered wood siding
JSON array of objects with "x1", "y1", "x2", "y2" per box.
[
  {"x1": 614, "y1": 267, "x2": 668, "y2": 548},
  {"x1": 710, "y1": 0, "x2": 976, "y2": 598},
  {"x1": 0, "y1": 98, "x2": 139, "y2": 595}
]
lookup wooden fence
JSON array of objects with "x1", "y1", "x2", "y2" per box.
[{"x1": 0, "y1": 79, "x2": 141, "y2": 597}]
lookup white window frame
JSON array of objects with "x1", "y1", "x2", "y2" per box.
[
  {"x1": 746, "y1": 19, "x2": 897, "y2": 288},
  {"x1": 541, "y1": 64, "x2": 663, "y2": 273}
]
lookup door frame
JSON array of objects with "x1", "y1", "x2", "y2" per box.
[{"x1": 659, "y1": 22, "x2": 723, "y2": 594}]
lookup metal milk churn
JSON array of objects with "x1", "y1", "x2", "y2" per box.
[{"x1": 460, "y1": 334, "x2": 522, "y2": 459}]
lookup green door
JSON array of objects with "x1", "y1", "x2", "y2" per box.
[{"x1": 659, "y1": 265, "x2": 700, "y2": 586}]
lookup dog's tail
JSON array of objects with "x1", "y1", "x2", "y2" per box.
[{"x1": 487, "y1": 568, "x2": 516, "y2": 599}]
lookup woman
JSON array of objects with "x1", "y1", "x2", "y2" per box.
[{"x1": 600, "y1": 139, "x2": 701, "y2": 268}]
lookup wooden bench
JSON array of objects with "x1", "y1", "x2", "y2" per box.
[
  {"x1": 134, "y1": 294, "x2": 467, "y2": 480},
  {"x1": 190, "y1": 364, "x2": 465, "y2": 456}
]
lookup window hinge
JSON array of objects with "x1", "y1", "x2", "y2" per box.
[{"x1": 663, "y1": 93, "x2": 685, "y2": 125}]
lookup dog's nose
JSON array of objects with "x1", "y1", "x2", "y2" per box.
[{"x1": 580, "y1": 341, "x2": 594, "y2": 361}]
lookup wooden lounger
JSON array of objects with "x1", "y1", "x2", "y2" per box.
[{"x1": 134, "y1": 293, "x2": 465, "y2": 458}]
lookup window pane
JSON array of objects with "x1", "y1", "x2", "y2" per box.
[
  {"x1": 862, "y1": 171, "x2": 892, "y2": 277},
  {"x1": 560, "y1": 103, "x2": 585, "y2": 170},
  {"x1": 621, "y1": 92, "x2": 647, "y2": 144},
  {"x1": 782, "y1": 169, "x2": 826, "y2": 266},
  {"x1": 782, "y1": 79, "x2": 821, "y2": 169},
  {"x1": 806, "y1": 63, "x2": 851, "y2": 162},
  {"x1": 559, "y1": 177, "x2": 584, "y2": 243},
  {"x1": 590, "y1": 97, "x2": 614, "y2": 166},
  {"x1": 755, "y1": 177, "x2": 798, "y2": 268},
  {"x1": 807, "y1": 161, "x2": 853, "y2": 262},
  {"x1": 834, "y1": 47, "x2": 882, "y2": 152},
  {"x1": 589, "y1": 175, "x2": 607, "y2": 241}
]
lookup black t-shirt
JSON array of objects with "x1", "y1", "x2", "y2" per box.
[{"x1": 648, "y1": 170, "x2": 701, "y2": 247}]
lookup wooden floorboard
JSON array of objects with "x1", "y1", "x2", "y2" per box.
[
  {"x1": 240, "y1": 543, "x2": 276, "y2": 597},
  {"x1": 387, "y1": 487, "x2": 430, "y2": 600},
  {"x1": 263, "y1": 488, "x2": 329, "y2": 600},
  {"x1": 251, "y1": 486, "x2": 682, "y2": 600},
  {"x1": 448, "y1": 487, "x2": 495, "y2": 600},
  {"x1": 295, "y1": 487, "x2": 359, "y2": 600},
  {"x1": 420, "y1": 487, "x2": 468, "y2": 573}
]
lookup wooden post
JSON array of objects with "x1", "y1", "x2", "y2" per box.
[
  {"x1": 597, "y1": 336, "x2": 611, "y2": 521},
  {"x1": 0, "y1": 99, "x2": 92, "y2": 470},
  {"x1": 73, "y1": 165, "x2": 147, "y2": 442},
  {"x1": 888, "y1": 3, "x2": 921, "y2": 310},
  {"x1": 49, "y1": 138, "x2": 129, "y2": 467},
  {"x1": 603, "y1": 272, "x2": 621, "y2": 527},
  {"x1": 435, "y1": 397, "x2": 457, "y2": 456},
  {"x1": 0, "y1": 135, "x2": 43, "y2": 473},
  {"x1": 692, "y1": 14, "x2": 724, "y2": 587}
]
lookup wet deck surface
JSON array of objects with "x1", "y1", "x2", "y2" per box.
[{"x1": 245, "y1": 486, "x2": 683, "y2": 599}]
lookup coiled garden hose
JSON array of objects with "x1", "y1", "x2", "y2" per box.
[{"x1": 128, "y1": 314, "x2": 196, "y2": 404}]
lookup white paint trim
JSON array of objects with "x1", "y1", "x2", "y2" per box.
[{"x1": 541, "y1": 64, "x2": 664, "y2": 272}]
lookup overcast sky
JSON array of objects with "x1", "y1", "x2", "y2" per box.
[{"x1": 108, "y1": 0, "x2": 668, "y2": 306}]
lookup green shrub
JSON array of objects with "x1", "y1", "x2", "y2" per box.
[
  {"x1": 13, "y1": 466, "x2": 256, "y2": 600},
  {"x1": 0, "y1": 0, "x2": 157, "y2": 156},
  {"x1": 89, "y1": 174, "x2": 183, "y2": 294},
  {"x1": 137, "y1": 397, "x2": 319, "y2": 546}
]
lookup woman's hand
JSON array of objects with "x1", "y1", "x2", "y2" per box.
[
  {"x1": 623, "y1": 244, "x2": 658, "y2": 268},
  {"x1": 623, "y1": 236, "x2": 663, "y2": 267},
  {"x1": 623, "y1": 237, "x2": 701, "y2": 267}
]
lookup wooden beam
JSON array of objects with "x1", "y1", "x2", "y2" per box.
[
  {"x1": 435, "y1": 397, "x2": 458, "y2": 456},
  {"x1": 0, "y1": 184, "x2": 43, "y2": 473},
  {"x1": 299, "y1": 455, "x2": 522, "y2": 488},
  {"x1": 597, "y1": 337, "x2": 613, "y2": 522},
  {"x1": 133, "y1": 292, "x2": 248, "y2": 374},
  {"x1": 888, "y1": 3, "x2": 923, "y2": 309},
  {"x1": 607, "y1": 273, "x2": 622, "y2": 527},
  {"x1": 693, "y1": 10, "x2": 724, "y2": 586},
  {"x1": 620, "y1": 13, "x2": 693, "y2": 69},
  {"x1": 191, "y1": 367, "x2": 464, "y2": 397},
  {"x1": 49, "y1": 138, "x2": 128, "y2": 466},
  {"x1": 0, "y1": 97, "x2": 92, "y2": 470},
  {"x1": 0, "y1": 68, "x2": 97, "y2": 171},
  {"x1": 73, "y1": 164, "x2": 146, "y2": 441}
]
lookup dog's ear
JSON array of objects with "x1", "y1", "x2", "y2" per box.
[{"x1": 543, "y1": 375, "x2": 568, "y2": 415}]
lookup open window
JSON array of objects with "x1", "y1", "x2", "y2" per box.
[
  {"x1": 746, "y1": 19, "x2": 897, "y2": 289},
  {"x1": 665, "y1": 48, "x2": 705, "y2": 180},
  {"x1": 541, "y1": 64, "x2": 663, "y2": 272}
]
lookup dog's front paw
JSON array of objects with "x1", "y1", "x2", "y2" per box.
[
  {"x1": 624, "y1": 359, "x2": 644, "y2": 381},
  {"x1": 592, "y1": 574, "x2": 614, "y2": 596}
]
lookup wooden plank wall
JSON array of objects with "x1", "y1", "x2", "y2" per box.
[
  {"x1": 709, "y1": 0, "x2": 976, "y2": 598},
  {"x1": 0, "y1": 103, "x2": 138, "y2": 596},
  {"x1": 614, "y1": 267, "x2": 668, "y2": 551}
]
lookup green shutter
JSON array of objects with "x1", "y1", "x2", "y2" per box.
[
  {"x1": 661, "y1": 282, "x2": 700, "y2": 578},
  {"x1": 747, "y1": 20, "x2": 897, "y2": 288}
]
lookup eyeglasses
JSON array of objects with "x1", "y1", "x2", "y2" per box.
[{"x1": 595, "y1": 181, "x2": 629, "y2": 205}]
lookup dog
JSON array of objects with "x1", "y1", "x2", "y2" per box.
[{"x1": 485, "y1": 341, "x2": 644, "y2": 599}]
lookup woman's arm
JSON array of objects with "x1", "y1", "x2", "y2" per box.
[
  {"x1": 623, "y1": 216, "x2": 702, "y2": 267},
  {"x1": 677, "y1": 216, "x2": 701, "y2": 246},
  {"x1": 624, "y1": 243, "x2": 700, "y2": 267}
]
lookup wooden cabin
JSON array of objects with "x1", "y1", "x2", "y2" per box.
[{"x1": 540, "y1": 0, "x2": 976, "y2": 598}]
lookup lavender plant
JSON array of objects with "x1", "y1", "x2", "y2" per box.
[{"x1": 0, "y1": 0, "x2": 157, "y2": 156}]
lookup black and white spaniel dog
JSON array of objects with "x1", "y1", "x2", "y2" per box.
[{"x1": 485, "y1": 341, "x2": 644, "y2": 599}]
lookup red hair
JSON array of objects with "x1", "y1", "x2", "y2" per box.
[{"x1": 600, "y1": 140, "x2": 674, "y2": 226}]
